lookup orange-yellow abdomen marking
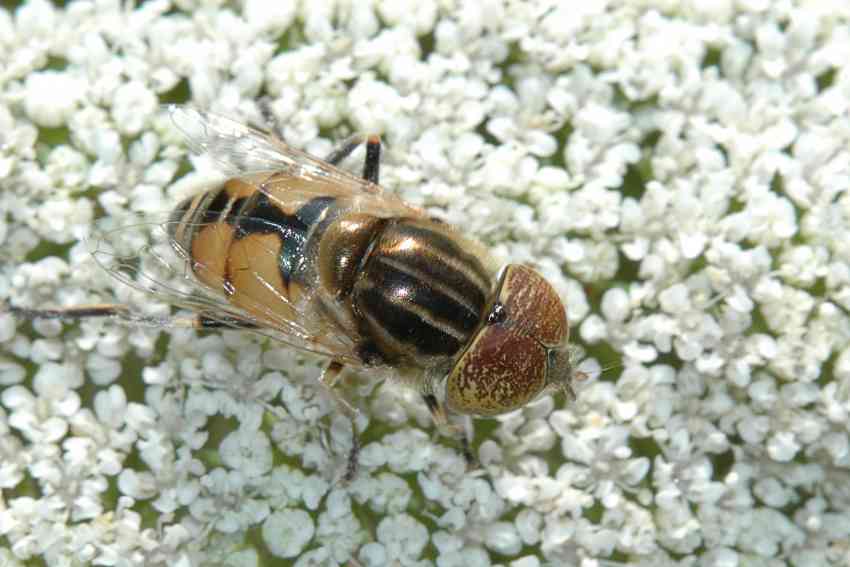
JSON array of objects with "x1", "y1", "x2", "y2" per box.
[
  {"x1": 190, "y1": 223, "x2": 235, "y2": 290},
  {"x1": 226, "y1": 233, "x2": 299, "y2": 323}
]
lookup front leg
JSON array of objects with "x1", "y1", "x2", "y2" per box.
[{"x1": 420, "y1": 386, "x2": 475, "y2": 468}]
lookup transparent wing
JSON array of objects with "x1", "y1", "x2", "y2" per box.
[
  {"x1": 168, "y1": 104, "x2": 423, "y2": 231},
  {"x1": 92, "y1": 107, "x2": 427, "y2": 367},
  {"x1": 169, "y1": 105, "x2": 374, "y2": 191},
  {"x1": 90, "y1": 217, "x2": 366, "y2": 366}
]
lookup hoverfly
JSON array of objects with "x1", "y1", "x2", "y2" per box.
[{"x1": 5, "y1": 106, "x2": 579, "y2": 479}]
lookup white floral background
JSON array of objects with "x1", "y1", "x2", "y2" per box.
[{"x1": 1, "y1": 0, "x2": 850, "y2": 566}]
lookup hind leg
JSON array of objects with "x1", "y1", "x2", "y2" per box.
[{"x1": 318, "y1": 361, "x2": 362, "y2": 482}]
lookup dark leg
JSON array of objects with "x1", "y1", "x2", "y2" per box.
[
  {"x1": 323, "y1": 134, "x2": 382, "y2": 185},
  {"x1": 196, "y1": 315, "x2": 259, "y2": 330},
  {"x1": 362, "y1": 135, "x2": 381, "y2": 184},
  {"x1": 3, "y1": 300, "x2": 258, "y2": 331},
  {"x1": 3, "y1": 302, "x2": 131, "y2": 321},
  {"x1": 324, "y1": 135, "x2": 367, "y2": 166},
  {"x1": 422, "y1": 393, "x2": 475, "y2": 467}
]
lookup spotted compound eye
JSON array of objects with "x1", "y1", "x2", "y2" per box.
[
  {"x1": 446, "y1": 264, "x2": 570, "y2": 415},
  {"x1": 495, "y1": 264, "x2": 568, "y2": 347},
  {"x1": 446, "y1": 324, "x2": 548, "y2": 415}
]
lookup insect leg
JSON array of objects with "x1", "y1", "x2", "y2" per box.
[
  {"x1": 194, "y1": 315, "x2": 259, "y2": 330},
  {"x1": 318, "y1": 360, "x2": 361, "y2": 482},
  {"x1": 361, "y1": 135, "x2": 381, "y2": 184},
  {"x1": 323, "y1": 134, "x2": 382, "y2": 185},
  {"x1": 257, "y1": 97, "x2": 286, "y2": 140},
  {"x1": 3, "y1": 302, "x2": 133, "y2": 321},
  {"x1": 422, "y1": 393, "x2": 475, "y2": 467},
  {"x1": 324, "y1": 135, "x2": 367, "y2": 166},
  {"x1": 3, "y1": 301, "x2": 258, "y2": 331}
]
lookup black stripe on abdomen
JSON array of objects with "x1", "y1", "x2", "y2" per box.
[
  {"x1": 355, "y1": 282, "x2": 466, "y2": 359},
  {"x1": 354, "y1": 220, "x2": 491, "y2": 361},
  {"x1": 386, "y1": 220, "x2": 492, "y2": 297},
  {"x1": 167, "y1": 185, "x2": 232, "y2": 254},
  {"x1": 229, "y1": 193, "x2": 335, "y2": 285}
]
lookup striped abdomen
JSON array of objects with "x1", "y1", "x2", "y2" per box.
[
  {"x1": 348, "y1": 218, "x2": 492, "y2": 366},
  {"x1": 169, "y1": 180, "x2": 494, "y2": 367}
]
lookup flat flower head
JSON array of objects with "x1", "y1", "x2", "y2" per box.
[{"x1": 2, "y1": 1, "x2": 850, "y2": 565}]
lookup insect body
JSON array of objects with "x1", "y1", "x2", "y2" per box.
[
  {"x1": 6, "y1": 107, "x2": 578, "y2": 477},
  {"x1": 168, "y1": 172, "x2": 492, "y2": 373}
]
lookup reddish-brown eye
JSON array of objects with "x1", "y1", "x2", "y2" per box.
[
  {"x1": 496, "y1": 264, "x2": 568, "y2": 347},
  {"x1": 445, "y1": 264, "x2": 571, "y2": 416},
  {"x1": 446, "y1": 324, "x2": 548, "y2": 415}
]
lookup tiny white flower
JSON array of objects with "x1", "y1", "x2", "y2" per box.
[
  {"x1": 0, "y1": 360, "x2": 25, "y2": 387},
  {"x1": 262, "y1": 508, "x2": 314, "y2": 558},
  {"x1": 382, "y1": 429, "x2": 436, "y2": 474},
  {"x1": 300, "y1": 474, "x2": 330, "y2": 511},
  {"x1": 23, "y1": 71, "x2": 86, "y2": 128},
  {"x1": 243, "y1": 0, "x2": 297, "y2": 33},
  {"x1": 117, "y1": 469, "x2": 158, "y2": 500},
  {"x1": 484, "y1": 521, "x2": 522, "y2": 555},
  {"x1": 600, "y1": 287, "x2": 630, "y2": 323},
  {"x1": 357, "y1": 541, "x2": 388, "y2": 567},
  {"x1": 767, "y1": 431, "x2": 801, "y2": 462},
  {"x1": 356, "y1": 472, "x2": 411, "y2": 515},
  {"x1": 376, "y1": 513, "x2": 429, "y2": 561}
]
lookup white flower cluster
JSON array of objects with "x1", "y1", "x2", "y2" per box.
[{"x1": 1, "y1": 0, "x2": 850, "y2": 565}]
